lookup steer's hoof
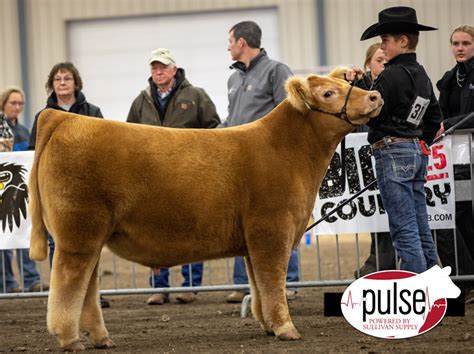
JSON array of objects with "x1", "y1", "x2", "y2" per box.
[
  {"x1": 95, "y1": 337, "x2": 116, "y2": 349},
  {"x1": 260, "y1": 323, "x2": 274, "y2": 336},
  {"x1": 277, "y1": 328, "x2": 302, "y2": 341},
  {"x1": 62, "y1": 341, "x2": 85, "y2": 352}
]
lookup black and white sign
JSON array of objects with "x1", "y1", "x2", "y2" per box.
[{"x1": 313, "y1": 133, "x2": 456, "y2": 234}]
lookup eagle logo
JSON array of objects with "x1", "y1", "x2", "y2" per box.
[{"x1": 0, "y1": 163, "x2": 28, "y2": 232}]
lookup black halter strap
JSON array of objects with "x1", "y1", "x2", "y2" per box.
[{"x1": 299, "y1": 82, "x2": 356, "y2": 127}]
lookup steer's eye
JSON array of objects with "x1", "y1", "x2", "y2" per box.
[{"x1": 323, "y1": 91, "x2": 333, "y2": 98}]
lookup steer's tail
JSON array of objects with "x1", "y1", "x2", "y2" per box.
[{"x1": 29, "y1": 109, "x2": 70, "y2": 261}]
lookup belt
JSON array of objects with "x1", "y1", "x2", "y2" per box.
[{"x1": 371, "y1": 136, "x2": 419, "y2": 150}]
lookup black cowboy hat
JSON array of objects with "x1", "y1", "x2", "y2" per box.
[{"x1": 360, "y1": 6, "x2": 437, "y2": 40}]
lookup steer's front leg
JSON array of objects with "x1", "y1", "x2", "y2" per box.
[{"x1": 246, "y1": 235, "x2": 301, "y2": 340}]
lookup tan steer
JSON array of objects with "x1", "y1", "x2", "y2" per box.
[{"x1": 29, "y1": 71, "x2": 382, "y2": 350}]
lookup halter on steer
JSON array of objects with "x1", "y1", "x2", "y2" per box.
[{"x1": 298, "y1": 82, "x2": 357, "y2": 127}]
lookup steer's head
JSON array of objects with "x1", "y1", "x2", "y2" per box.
[{"x1": 285, "y1": 69, "x2": 383, "y2": 127}]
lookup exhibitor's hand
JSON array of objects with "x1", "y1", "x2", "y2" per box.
[{"x1": 344, "y1": 66, "x2": 363, "y2": 82}]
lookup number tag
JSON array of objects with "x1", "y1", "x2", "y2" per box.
[{"x1": 406, "y1": 96, "x2": 430, "y2": 127}]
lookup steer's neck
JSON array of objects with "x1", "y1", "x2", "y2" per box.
[
  {"x1": 260, "y1": 100, "x2": 350, "y2": 165},
  {"x1": 258, "y1": 100, "x2": 352, "y2": 197}
]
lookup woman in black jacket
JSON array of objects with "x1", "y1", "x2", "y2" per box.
[
  {"x1": 437, "y1": 25, "x2": 474, "y2": 130},
  {"x1": 435, "y1": 24, "x2": 474, "y2": 302},
  {"x1": 29, "y1": 62, "x2": 103, "y2": 148}
]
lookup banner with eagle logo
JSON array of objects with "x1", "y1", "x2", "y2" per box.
[{"x1": 0, "y1": 151, "x2": 33, "y2": 249}]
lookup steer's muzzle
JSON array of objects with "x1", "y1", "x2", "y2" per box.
[{"x1": 369, "y1": 91, "x2": 381, "y2": 103}]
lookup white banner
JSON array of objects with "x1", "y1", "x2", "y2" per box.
[
  {"x1": 313, "y1": 133, "x2": 456, "y2": 234},
  {"x1": 0, "y1": 151, "x2": 34, "y2": 250}
]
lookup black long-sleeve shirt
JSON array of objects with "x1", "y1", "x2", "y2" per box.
[
  {"x1": 436, "y1": 57, "x2": 474, "y2": 130},
  {"x1": 366, "y1": 53, "x2": 442, "y2": 145}
]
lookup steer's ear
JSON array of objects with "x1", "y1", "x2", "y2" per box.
[
  {"x1": 285, "y1": 76, "x2": 310, "y2": 113},
  {"x1": 327, "y1": 66, "x2": 351, "y2": 80}
]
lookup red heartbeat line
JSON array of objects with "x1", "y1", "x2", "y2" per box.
[
  {"x1": 340, "y1": 287, "x2": 447, "y2": 313},
  {"x1": 424, "y1": 286, "x2": 447, "y2": 312},
  {"x1": 340, "y1": 291, "x2": 361, "y2": 309}
]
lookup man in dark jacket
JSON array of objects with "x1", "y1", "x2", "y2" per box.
[
  {"x1": 127, "y1": 48, "x2": 220, "y2": 306},
  {"x1": 127, "y1": 48, "x2": 220, "y2": 128}
]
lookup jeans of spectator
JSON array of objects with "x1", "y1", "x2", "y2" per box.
[
  {"x1": 374, "y1": 141, "x2": 438, "y2": 273},
  {"x1": 233, "y1": 249, "x2": 300, "y2": 291},
  {"x1": 48, "y1": 234, "x2": 55, "y2": 268},
  {"x1": 369, "y1": 232, "x2": 396, "y2": 270},
  {"x1": 435, "y1": 177, "x2": 474, "y2": 293},
  {"x1": 150, "y1": 263, "x2": 203, "y2": 291},
  {"x1": 1, "y1": 249, "x2": 41, "y2": 292},
  {"x1": 436, "y1": 227, "x2": 474, "y2": 293}
]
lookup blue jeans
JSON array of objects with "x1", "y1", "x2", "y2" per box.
[
  {"x1": 1, "y1": 249, "x2": 41, "y2": 292},
  {"x1": 150, "y1": 263, "x2": 203, "y2": 291},
  {"x1": 48, "y1": 234, "x2": 55, "y2": 268},
  {"x1": 233, "y1": 249, "x2": 300, "y2": 291},
  {"x1": 373, "y1": 141, "x2": 438, "y2": 273}
]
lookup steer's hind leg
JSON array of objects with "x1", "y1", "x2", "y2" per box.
[
  {"x1": 244, "y1": 257, "x2": 272, "y2": 334},
  {"x1": 247, "y1": 238, "x2": 301, "y2": 340},
  {"x1": 79, "y1": 259, "x2": 115, "y2": 349},
  {"x1": 47, "y1": 248, "x2": 101, "y2": 350}
]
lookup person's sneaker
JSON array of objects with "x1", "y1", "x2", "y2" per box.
[
  {"x1": 100, "y1": 296, "x2": 111, "y2": 308},
  {"x1": 28, "y1": 283, "x2": 49, "y2": 292},
  {"x1": 226, "y1": 291, "x2": 248, "y2": 303},
  {"x1": 6, "y1": 286, "x2": 22, "y2": 293},
  {"x1": 286, "y1": 289, "x2": 297, "y2": 301},
  {"x1": 354, "y1": 263, "x2": 378, "y2": 278},
  {"x1": 146, "y1": 293, "x2": 170, "y2": 305},
  {"x1": 175, "y1": 292, "x2": 197, "y2": 304}
]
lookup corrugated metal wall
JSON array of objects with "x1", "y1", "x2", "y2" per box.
[
  {"x1": 0, "y1": 0, "x2": 22, "y2": 91},
  {"x1": 1, "y1": 0, "x2": 472, "y2": 127}
]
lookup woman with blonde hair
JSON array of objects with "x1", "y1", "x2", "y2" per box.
[
  {"x1": 0, "y1": 86, "x2": 47, "y2": 293},
  {"x1": 358, "y1": 42, "x2": 387, "y2": 89}
]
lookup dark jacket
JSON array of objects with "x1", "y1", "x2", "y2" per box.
[
  {"x1": 354, "y1": 72, "x2": 377, "y2": 133},
  {"x1": 127, "y1": 68, "x2": 220, "y2": 128},
  {"x1": 436, "y1": 57, "x2": 474, "y2": 129},
  {"x1": 6, "y1": 119, "x2": 30, "y2": 151},
  {"x1": 29, "y1": 91, "x2": 103, "y2": 149},
  {"x1": 355, "y1": 71, "x2": 377, "y2": 91},
  {"x1": 366, "y1": 53, "x2": 442, "y2": 145}
]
